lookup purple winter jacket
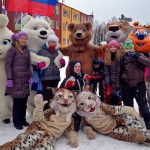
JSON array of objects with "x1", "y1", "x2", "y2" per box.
[{"x1": 5, "y1": 46, "x2": 32, "y2": 98}]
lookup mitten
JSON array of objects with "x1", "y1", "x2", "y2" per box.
[
  {"x1": 28, "y1": 77, "x2": 33, "y2": 84},
  {"x1": 105, "y1": 86, "x2": 112, "y2": 96},
  {"x1": 36, "y1": 62, "x2": 46, "y2": 69},
  {"x1": 84, "y1": 74, "x2": 101, "y2": 82},
  {"x1": 60, "y1": 58, "x2": 66, "y2": 67},
  {"x1": 6, "y1": 80, "x2": 13, "y2": 88},
  {"x1": 64, "y1": 77, "x2": 75, "y2": 89}
]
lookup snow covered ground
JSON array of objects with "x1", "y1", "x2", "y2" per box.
[
  {"x1": 0, "y1": 114, "x2": 150, "y2": 150},
  {"x1": 0, "y1": 57, "x2": 150, "y2": 149}
]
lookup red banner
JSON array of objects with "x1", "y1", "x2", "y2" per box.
[{"x1": 6, "y1": 0, "x2": 56, "y2": 17}]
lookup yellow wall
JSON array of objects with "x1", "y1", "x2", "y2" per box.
[
  {"x1": 61, "y1": 5, "x2": 72, "y2": 47},
  {"x1": 72, "y1": 9, "x2": 80, "y2": 24}
]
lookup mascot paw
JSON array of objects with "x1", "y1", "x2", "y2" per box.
[
  {"x1": 34, "y1": 94, "x2": 48, "y2": 109},
  {"x1": 67, "y1": 130, "x2": 78, "y2": 148},
  {"x1": 84, "y1": 126, "x2": 96, "y2": 140}
]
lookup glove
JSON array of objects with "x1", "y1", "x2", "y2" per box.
[
  {"x1": 28, "y1": 77, "x2": 33, "y2": 84},
  {"x1": 36, "y1": 62, "x2": 46, "y2": 69},
  {"x1": 6, "y1": 80, "x2": 13, "y2": 88},
  {"x1": 127, "y1": 52, "x2": 139, "y2": 59},
  {"x1": 84, "y1": 74, "x2": 101, "y2": 82},
  {"x1": 64, "y1": 79, "x2": 75, "y2": 89},
  {"x1": 116, "y1": 91, "x2": 122, "y2": 99},
  {"x1": 105, "y1": 86, "x2": 112, "y2": 96},
  {"x1": 60, "y1": 58, "x2": 66, "y2": 67}
]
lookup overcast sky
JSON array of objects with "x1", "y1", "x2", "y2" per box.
[{"x1": 61, "y1": 0, "x2": 150, "y2": 25}]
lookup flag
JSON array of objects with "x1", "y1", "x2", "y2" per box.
[
  {"x1": 6, "y1": 0, "x2": 59, "y2": 17},
  {"x1": 2, "y1": 4, "x2": 6, "y2": 14},
  {"x1": 6, "y1": 0, "x2": 29, "y2": 13},
  {"x1": 28, "y1": 0, "x2": 57, "y2": 16}
]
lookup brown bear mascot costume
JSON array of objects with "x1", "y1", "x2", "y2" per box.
[{"x1": 60, "y1": 22, "x2": 103, "y2": 76}]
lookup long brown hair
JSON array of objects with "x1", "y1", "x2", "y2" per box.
[
  {"x1": 104, "y1": 47, "x2": 123, "y2": 65},
  {"x1": 12, "y1": 41, "x2": 24, "y2": 53}
]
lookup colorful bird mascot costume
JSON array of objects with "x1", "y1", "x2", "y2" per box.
[
  {"x1": 0, "y1": 14, "x2": 13, "y2": 124},
  {"x1": 75, "y1": 90, "x2": 150, "y2": 146},
  {"x1": 0, "y1": 88, "x2": 78, "y2": 149},
  {"x1": 129, "y1": 21, "x2": 150, "y2": 53}
]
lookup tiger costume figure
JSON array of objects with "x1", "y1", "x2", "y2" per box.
[
  {"x1": 0, "y1": 88, "x2": 78, "y2": 150},
  {"x1": 75, "y1": 90, "x2": 150, "y2": 146}
]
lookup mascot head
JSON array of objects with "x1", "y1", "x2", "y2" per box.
[
  {"x1": 76, "y1": 91, "x2": 101, "y2": 118},
  {"x1": 105, "y1": 19, "x2": 130, "y2": 43},
  {"x1": 50, "y1": 88, "x2": 76, "y2": 120},
  {"x1": 0, "y1": 14, "x2": 13, "y2": 59},
  {"x1": 68, "y1": 22, "x2": 92, "y2": 45},
  {"x1": 129, "y1": 22, "x2": 150, "y2": 53},
  {"x1": 22, "y1": 15, "x2": 55, "y2": 52}
]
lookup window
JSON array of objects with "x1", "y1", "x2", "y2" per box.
[
  {"x1": 63, "y1": 23, "x2": 66, "y2": 30},
  {"x1": 81, "y1": 16, "x2": 84, "y2": 22},
  {"x1": 56, "y1": 21, "x2": 59, "y2": 29},
  {"x1": 76, "y1": 14, "x2": 79, "y2": 21},
  {"x1": 67, "y1": 39, "x2": 70, "y2": 44},
  {"x1": 55, "y1": 6, "x2": 59, "y2": 15},
  {"x1": 84, "y1": 17, "x2": 87, "y2": 22},
  {"x1": 63, "y1": 9, "x2": 67, "y2": 17},
  {"x1": 51, "y1": 20, "x2": 54, "y2": 28},
  {"x1": 73, "y1": 13, "x2": 79, "y2": 20},
  {"x1": 67, "y1": 11, "x2": 70, "y2": 18},
  {"x1": 63, "y1": 38, "x2": 66, "y2": 45}
]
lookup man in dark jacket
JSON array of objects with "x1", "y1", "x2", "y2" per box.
[{"x1": 116, "y1": 38, "x2": 150, "y2": 129}]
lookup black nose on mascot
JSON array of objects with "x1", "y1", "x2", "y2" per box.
[
  {"x1": 138, "y1": 34, "x2": 144, "y2": 40},
  {"x1": 40, "y1": 30, "x2": 47, "y2": 35},
  {"x1": 76, "y1": 33, "x2": 82, "y2": 37}
]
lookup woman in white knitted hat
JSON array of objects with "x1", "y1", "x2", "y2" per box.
[{"x1": 37, "y1": 35, "x2": 66, "y2": 110}]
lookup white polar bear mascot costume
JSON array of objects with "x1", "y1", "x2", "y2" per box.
[
  {"x1": 21, "y1": 15, "x2": 64, "y2": 115},
  {"x1": 0, "y1": 14, "x2": 13, "y2": 124}
]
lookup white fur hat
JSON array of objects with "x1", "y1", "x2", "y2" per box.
[{"x1": 46, "y1": 35, "x2": 59, "y2": 49}]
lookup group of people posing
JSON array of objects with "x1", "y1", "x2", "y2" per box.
[{"x1": 4, "y1": 30, "x2": 150, "y2": 137}]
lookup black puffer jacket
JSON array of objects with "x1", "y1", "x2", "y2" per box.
[{"x1": 60, "y1": 60, "x2": 86, "y2": 91}]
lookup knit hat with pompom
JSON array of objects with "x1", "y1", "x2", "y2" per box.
[
  {"x1": 108, "y1": 40, "x2": 119, "y2": 48},
  {"x1": 46, "y1": 35, "x2": 59, "y2": 49},
  {"x1": 11, "y1": 31, "x2": 28, "y2": 41},
  {"x1": 123, "y1": 38, "x2": 134, "y2": 49}
]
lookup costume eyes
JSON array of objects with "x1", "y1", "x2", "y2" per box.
[
  {"x1": 57, "y1": 94, "x2": 62, "y2": 97},
  {"x1": 134, "y1": 30, "x2": 140, "y2": 37},
  {"x1": 143, "y1": 31, "x2": 148, "y2": 37},
  {"x1": 68, "y1": 95, "x2": 74, "y2": 98},
  {"x1": 33, "y1": 26, "x2": 38, "y2": 30},
  {"x1": 88, "y1": 95, "x2": 92, "y2": 100},
  {"x1": 82, "y1": 28, "x2": 87, "y2": 32},
  {"x1": 79, "y1": 102, "x2": 84, "y2": 106},
  {"x1": 73, "y1": 28, "x2": 77, "y2": 33},
  {"x1": 1, "y1": 39, "x2": 11, "y2": 45},
  {"x1": 45, "y1": 26, "x2": 49, "y2": 30}
]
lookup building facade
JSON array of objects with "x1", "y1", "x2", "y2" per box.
[{"x1": 0, "y1": 1, "x2": 94, "y2": 46}]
